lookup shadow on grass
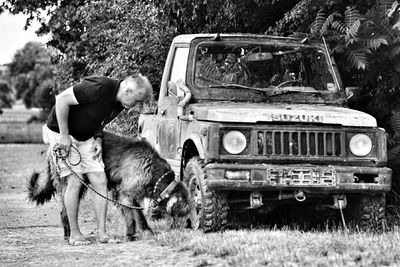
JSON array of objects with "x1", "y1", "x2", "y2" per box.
[{"x1": 148, "y1": 197, "x2": 400, "y2": 235}]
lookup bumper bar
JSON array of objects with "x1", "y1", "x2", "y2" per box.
[{"x1": 205, "y1": 163, "x2": 392, "y2": 193}]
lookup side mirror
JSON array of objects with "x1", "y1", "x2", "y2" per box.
[
  {"x1": 167, "y1": 81, "x2": 178, "y2": 98},
  {"x1": 345, "y1": 86, "x2": 362, "y2": 101}
]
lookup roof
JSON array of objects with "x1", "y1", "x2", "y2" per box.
[{"x1": 171, "y1": 33, "x2": 309, "y2": 44}]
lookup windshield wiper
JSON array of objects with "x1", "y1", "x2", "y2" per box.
[
  {"x1": 208, "y1": 83, "x2": 274, "y2": 95},
  {"x1": 208, "y1": 83, "x2": 322, "y2": 97},
  {"x1": 267, "y1": 89, "x2": 322, "y2": 97}
]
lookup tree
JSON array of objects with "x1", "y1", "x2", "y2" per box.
[
  {"x1": 54, "y1": 1, "x2": 177, "y2": 89},
  {"x1": 272, "y1": 0, "x2": 376, "y2": 34},
  {"x1": 9, "y1": 42, "x2": 55, "y2": 115},
  {"x1": 0, "y1": 81, "x2": 14, "y2": 113},
  {"x1": 152, "y1": 0, "x2": 300, "y2": 34}
]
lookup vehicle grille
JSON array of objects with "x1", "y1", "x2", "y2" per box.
[{"x1": 255, "y1": 129, "x2": 345, "y2": 158}]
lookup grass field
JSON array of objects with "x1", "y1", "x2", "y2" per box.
[
  {"x1": 153, "y1": 227, "x2": 400, "y2": 266},
  {"x1": 0, "y1": 105, "x2": 43, "y2": 143},
  {"x1": 0, "y1": 144, "x2": 47, "y2": 190},
  {"x1": 2, "y1": 144, "x2": 400, "y2": 266}
]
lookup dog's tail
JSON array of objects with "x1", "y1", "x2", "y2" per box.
[{"x1": 27, "y1": 151, "x2": 56, "y2": 205}]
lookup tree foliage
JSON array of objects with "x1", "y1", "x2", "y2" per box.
[
  {"x1": 305, "y1": 2, "x2": 400, "y2": 114},
  {"x1": 152, "y1": 0, "x2": 299, "y2": 34},
  {"x1": 0, "y1": 66, "x2": 13, "y2": 110},
  {"x1": 9, "y1": 41, "x2": 55, "y2": 111},
  {"x1": 0, "y1": 81, "x2": 14, "y2": 112},
  {"x1": 273, "y1": 0, "x2": 377, "y2": 34},
  {"x1": 309, "y1": 7, "x2": 377, "y2": 70}
]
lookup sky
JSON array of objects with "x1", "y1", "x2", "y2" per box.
[{"x1": 0, "y1": 11, "x2": 49, "y2": 65}]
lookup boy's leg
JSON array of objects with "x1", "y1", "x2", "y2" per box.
[
  {"x1": 86, "y1": 171, "x2": 108, "y2": 240},
  {"x1": 43, "y1": 125, "x2": 89, "y2": 245},
  {"x1": 64, "y1": 173, "x2": 90, "y2": 245}
]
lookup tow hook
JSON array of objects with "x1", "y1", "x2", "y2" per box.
[
  {"x1": 333, "y1": 194, "x2": 347, "y2": 209},
  {"x1": 250, "y1": 191, "x2": 263, "y2": 209},
  {"x1": 294, "y1": 190, "x2": 306, "y2": 202}
]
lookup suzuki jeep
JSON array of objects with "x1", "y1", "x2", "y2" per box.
[{"x1": 138, "y1": 34, "x2": 392, "y2": 231}]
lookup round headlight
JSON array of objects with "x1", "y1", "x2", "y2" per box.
[
  {"x1": 349, "y1": 134, "x2": 372, "y2": 157},
  {"x1": 223, "y1": 131, "x2": 247, "y2": 154}
]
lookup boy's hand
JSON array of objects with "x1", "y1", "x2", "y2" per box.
[
  {"x1": 92, "y1": 137, "x2": 103, "y2": 160},
  {"x1": 58, "y1": 134, "x2": 72, "y2": 152}
]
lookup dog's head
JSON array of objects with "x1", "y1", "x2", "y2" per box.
[
  {"x1": 150, "y1": 171, "x2": 190, "y2": 218},
  {"x1": 164, "y1": 181, "x2": 190, "y2": 217}
]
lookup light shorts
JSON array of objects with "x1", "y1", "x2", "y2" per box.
[{"x1": 42, "y1": 125, "x2": 105, "y2": 178}]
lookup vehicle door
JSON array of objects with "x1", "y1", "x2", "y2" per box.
[{"x1": 155, "y1": 44, "x2": 190, "y2": 173}]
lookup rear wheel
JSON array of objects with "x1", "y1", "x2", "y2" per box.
[
  {"x1": 184, "y1": 157, "x2": 228, "y2": 232},
  {"x1": 343, "y1": 193, "x2": 386, "y2": 231}
]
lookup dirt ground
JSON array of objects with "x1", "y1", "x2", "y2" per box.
[{"x1": 0, "y1": 144, "x2": 223, "y2": 267}]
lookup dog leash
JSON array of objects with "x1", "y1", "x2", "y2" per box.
[{"x1": 52, "y1": 144, "x2": 144, "y2": 210}]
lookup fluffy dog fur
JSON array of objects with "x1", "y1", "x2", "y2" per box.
[{"x1": 28, "y1": 131, "x2": 190, "y2": 241}]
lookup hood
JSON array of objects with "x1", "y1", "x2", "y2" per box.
[{"x1": 190, "y1": 103, "x2": 376, "y2": 127}]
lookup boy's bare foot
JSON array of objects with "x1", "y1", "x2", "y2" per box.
[
  {"x1": 68, "y1": 236, "x2": 91, "y2": 246},
  {"x1": 98, "y1": 236, "x2": 121, "y2": 244}
]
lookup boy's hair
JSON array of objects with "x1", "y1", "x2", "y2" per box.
[{"x1": 125, "y1": 73, "x2": 153, "y2": 101}]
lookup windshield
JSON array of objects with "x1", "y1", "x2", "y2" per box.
[{"x1": 194, "y1": 42, "x2": 337, "y2": 92}]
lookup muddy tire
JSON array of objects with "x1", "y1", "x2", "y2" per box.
[
  {"x1": 343, "y1": 193, "x2": 386, "y2": 231},
  {"x1": 184, "y1": 157, "x2": 228, "y2": 232}
]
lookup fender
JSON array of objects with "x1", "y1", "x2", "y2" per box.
[{"x1": 184, "y1": 133, "x2": 205, "y2": 159}]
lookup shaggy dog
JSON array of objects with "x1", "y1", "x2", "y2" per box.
[{"x1": 27, "y1": 131, "x2": 190, "y2": 241}]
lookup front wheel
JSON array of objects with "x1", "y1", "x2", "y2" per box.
[
  {"x1": 343, "y1": 193, "x2": 386, "y2": 231},
  {"x1": 184, "y1": 157, "x2": 228, "y2": 232}
]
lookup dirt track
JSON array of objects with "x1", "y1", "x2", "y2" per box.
[
  {"x1": 0, "y1": 188, "x2": 210, "y2": 267},
  {"x1": 0, "y1": 144, "x2": 223, "y2": 267}
]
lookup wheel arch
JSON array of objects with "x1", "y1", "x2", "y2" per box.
[{"x1": 181, "y1": 134, "x2": 205, "y2": 178}]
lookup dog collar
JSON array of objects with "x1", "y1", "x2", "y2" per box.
[
  {"x1": 155, "y1": 179, "x2": 178, "y2": 204},
  {"x1": 152, "y1": 170, "x2": 177, "y2": 205}
]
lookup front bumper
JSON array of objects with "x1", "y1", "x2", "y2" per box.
[{"x1": 205, "y1": 163, "x2": 392, "y2": 193}]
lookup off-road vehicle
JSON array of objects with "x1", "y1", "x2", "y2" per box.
[{"x1": 139, "y1": 34, "x2": 392, "y2": 231}]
